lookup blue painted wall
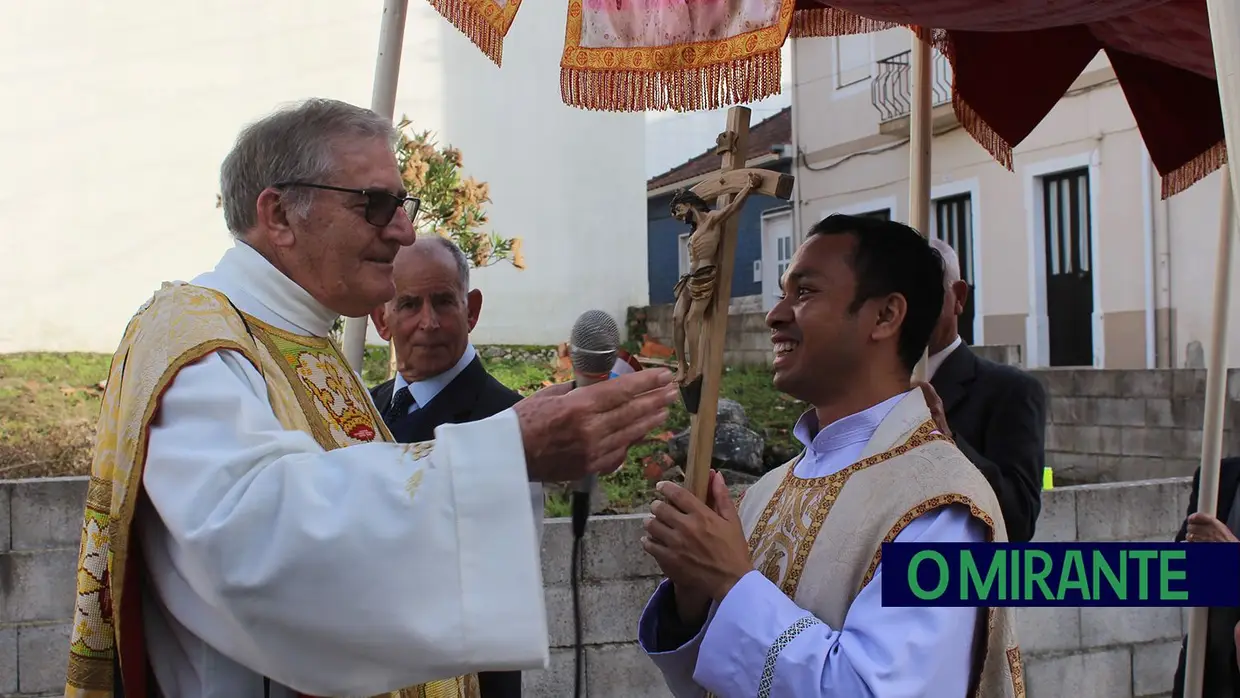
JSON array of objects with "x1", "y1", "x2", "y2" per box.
[{"x1": 646, "y1": 160, "x2": 792, "y2": 305}]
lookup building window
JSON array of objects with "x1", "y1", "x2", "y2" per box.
[
  {"x1": 775, "y1": 232, "x2": 793, "y2": 285},
  {"x1": 933, "y1": 193, "x2": 975, "y2": 344},
  {"x1": 1040, "y1": 167, "x2": 1094, "y2": 366},
  {"x1": 859, "y1": 208, "x2": 891, "y2": 221},
  {"x1": 1043, "y1": 169, "x2": 1091, "y2": 277},
  {"x1": 835, "y1": 35, "x2": 871, "y2": 89}
]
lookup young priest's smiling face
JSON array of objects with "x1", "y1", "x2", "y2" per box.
[{"x1": 766, "y1": 233, "x2": 871, "y2": 405}]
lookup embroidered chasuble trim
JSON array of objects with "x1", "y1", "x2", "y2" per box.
[
  {"x1": 758, "y1": 615, "x2": 823, "y2": 698},
  {"x1": 403, "y1": 443, "x2": 435, "y2": 499},
  {"x1": 860, "y1": 495, "x2": 1026, "y2": 698},
  {"x1": 859, "y1": 493, "x2": 997, "y2": 590},
  {"x1": 68, "y1": 335, "x2": 263, "y2": 698},
  {"x1": 1006, "y1": 646, "x2": 1027, "y2": 698},
  {"x1": 67, "y1": 284, "x2": 479, "y2": 698},
  {"x1": 746, "y1": 420, "x2": 949, "y2": 597},
  {"x1": 241, "y1": 313, "x2": 389, "y2": 449}
]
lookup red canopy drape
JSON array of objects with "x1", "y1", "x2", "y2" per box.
[
  {"x1": 792, "y1": 0, "x2": 1225, "y2": 195},
  {"x1": 428, "y1": 0, "x2": 1226, "y2": 196}
]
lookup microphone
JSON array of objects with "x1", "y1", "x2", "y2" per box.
[
  {"x1": 568, "y1": 309, "x2": 621, "y2": 537},
  {"x1": 567, "y1": 309, "x2": 620, "y2": 698}
]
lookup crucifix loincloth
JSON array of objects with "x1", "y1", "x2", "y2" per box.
[{"x1": 674, "y1": 264, "x2": 718, "y2": 301}]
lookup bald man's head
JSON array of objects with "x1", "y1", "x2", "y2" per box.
[
  {"x1": 371, "y1": 237, "x2": 482, "y2": 381},
  {"x1": 929, "y1": 237, "x2": 961, "y2": 284},
  {"x1": 927, "y1": 237, "x2": 969, "y2": 354}
]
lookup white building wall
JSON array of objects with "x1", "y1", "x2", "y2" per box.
[
  {"x1": 0, "y1": 1, "x2": 647, "y2": 352},
  {"x1": 645, "y1": 44, "x2": 792, "y2": 179},
  {"x1": 791, "y1": 31, "x2": 1232, "y2": 369}
]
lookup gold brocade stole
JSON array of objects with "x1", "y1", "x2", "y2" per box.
[
  {"x1": 63, "y1": 279, "x2": 479, "y2": 698},
  {"x1": 699, "y1": 423, "x2": 952, "y2": 698},
  {"x1": 730, "y1": 420, "x2": 1026, "y2": 698},
  {"x1": 240, "y1": 314, "x2": 482, "y2": 698},
  {"x1": 745, "y1": 421, "x2": 951, "y2": 598}
]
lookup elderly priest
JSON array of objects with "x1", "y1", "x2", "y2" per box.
[{"x1": 63, "y1": 98, "x2": 677, "y2": 698}]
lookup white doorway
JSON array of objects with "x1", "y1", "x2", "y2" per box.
[{"x1": 761, "y1": 209, "x2": 794, "y2": 311}]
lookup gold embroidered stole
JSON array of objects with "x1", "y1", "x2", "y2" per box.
[
  {"x1": 732, "y1": 394, "x2": 1025, "y2": 698},
  {"x1": 65, "y1": 282, "x2": 480, "y2": 698}
]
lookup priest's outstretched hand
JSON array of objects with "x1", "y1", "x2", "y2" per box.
[
  {"x1": 513, "y1": 367, "x2": 678, "y2": 483},
  {"x1": 643, "y1": 470, "x2": 754, "y2": 616}
]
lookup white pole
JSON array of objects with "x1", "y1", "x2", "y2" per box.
[
  {"x1": 909, "y1": 30, "x2": 933, "y2": 382},
  {"x1": 343, "y1": 0, "x2": 410, "y2": 371},
  {"x1": 1182, "y1": 167, "x2": 1237, "y2": 697},
  {"x1": 1182, "y1": 0, "x2": 1240, "y2": 691}
]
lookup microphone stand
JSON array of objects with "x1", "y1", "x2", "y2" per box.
[
  {"x1": 568, "y1": 379, "x2": 589, "y2": 698},
  {"x1": 570, "y1": 490, "x2": 588, "y2": 698}
]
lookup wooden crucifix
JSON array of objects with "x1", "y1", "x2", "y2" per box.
[{"x1": 670, "y1": 106, "x2": 795, "y2": 501}]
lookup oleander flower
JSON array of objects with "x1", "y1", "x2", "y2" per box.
[{"x1": 390, "y1": 116, "x2": 522, "y2": 273}]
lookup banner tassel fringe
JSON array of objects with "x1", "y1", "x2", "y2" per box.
[
  {"x1": 428, "y1": 0, "x2": 505, "y2": 66},
  {"x1": 1162, "y1": 139, "x2": 1227, "y2": 199},
  {"x1": 560, "y1": 49, "x2": 783, "y2": 112},
  {"x1": 791, "y1": 8, "x2": 900, "y2": 37}
]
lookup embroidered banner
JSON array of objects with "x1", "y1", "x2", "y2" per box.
[
  {"x1": 559, "y1": 0, "x2": 797, "y2": 112},
  {"x1": 427, "y1": 0, "x2": 523, "y2": 65},
  {"x1": 880, "y1": 542, "x2": 1240, "y2": 607}
]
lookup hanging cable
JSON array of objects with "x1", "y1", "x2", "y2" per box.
[{"x1": 570, "y1": 487, "x2": 590, "y2": 698}]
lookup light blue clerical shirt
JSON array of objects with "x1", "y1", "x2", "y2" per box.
[
  {"x1": 390, "y1": 344, "x2": 478, "y2": 415},
  {"x1": 637, "y1": 389, "x2": 988, "y2": 698}
]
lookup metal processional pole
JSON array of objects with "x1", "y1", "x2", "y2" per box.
[{"x1": 343, "y1": 0, "x2": 410, "y2": 371}]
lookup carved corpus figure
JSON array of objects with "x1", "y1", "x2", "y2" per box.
[{"x1": 669, "y1": 172, "x2": 761, "y2": 388}]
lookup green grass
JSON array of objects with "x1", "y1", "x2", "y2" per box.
[
  {"x1": 1, "y1": 349, "x2": 802, "y2": 515},
  {"x1": 0, "y1": 352, "x2": 114, "y2": 479}
]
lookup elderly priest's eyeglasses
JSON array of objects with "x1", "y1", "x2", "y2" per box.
[{"x1": 274, "y1": 182, "x2": 421, "y2": 228}]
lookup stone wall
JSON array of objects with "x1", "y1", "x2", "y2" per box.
[
  {"x1": 0, "y1": 478, "x2": 80, "y2": 698},
  {"x1": 1036, "y1": 369, "x2": 1240, "y2": 485},
  {"x1": 0, "y1": 475, "x2": 1201, "y2": 697},
  {"x1": 974, "y1": 343, "x2": 1023, "y2": 367},
  {"x1": 642, "y1": 302, "x2": 772, "y2": 367}
]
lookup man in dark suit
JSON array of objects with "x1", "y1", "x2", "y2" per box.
[
  {"x1": 1171, "y1": 458, "x2": 1240, "y2": 698},
  {"x1": 917, "y1": 238, "x2": 1046, "y2": 542},
  {"x1": 369, "y1": 236, "x2": 542, "y2": 698}
]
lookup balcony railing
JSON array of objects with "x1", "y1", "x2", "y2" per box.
[{"x1": 870, "y1": 49, "x2": 953, "y2": 122}]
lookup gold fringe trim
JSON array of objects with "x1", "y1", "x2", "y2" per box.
[
  {"x1": 952, "y1": 87, "x2": 1014, "y2": 172},
  {"x1": 791, "y1": 7, "x2": 900, "y2": 38},
  {"x1": 1161, "y1": 139, "x2": 1228, "y2": 198},
  {"x1": 561, "y1": 49, "x2": 783, "y2": 112},
  {"x1": 929, "y1": 31, "x2": 1014, "y2": 172},
  {"x1": 427, "y1": 0, "x2": 509, "y2": 66}
]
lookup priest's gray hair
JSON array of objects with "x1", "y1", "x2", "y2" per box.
[
  {"x1": 419, "y1": 235, "x2": 471, "y2": 298},
  {"x1": 929, "y1": 237, "x2": 961, "y2": 287},
  {"x1": 219, "y1": 98, "x2": 398, "y2": 237}
]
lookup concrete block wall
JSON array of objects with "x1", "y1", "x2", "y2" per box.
[
  {"x1": 1034, "y1": 369, "x2": 1240, "y2": 485},
  {"x1": 1021, "y1": 477, "x2": 1193, "y2": 698},
  {"x1": 0, "y1": 475, "x2": 1202, "y2": 697},
  {"x1": 0, "y1": 477, "x2": 83, "y2": 697},
  {"x1": 974, "y1": 343, "x2": 1023, "y2": 367}
]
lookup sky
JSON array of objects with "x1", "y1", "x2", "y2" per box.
[{"x1": 643, "y1": 44, "x2": 793, "y2": 179}]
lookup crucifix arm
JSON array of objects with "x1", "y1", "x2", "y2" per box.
[
  {"x1": 717, "y1": 179, "x2": 759, "y2": 220},
  {"x1": 690, "y1": 169, "x2": 793, "y2": 208}
]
